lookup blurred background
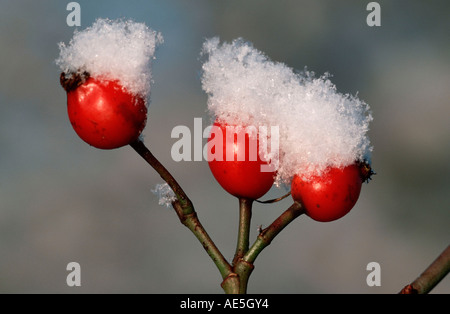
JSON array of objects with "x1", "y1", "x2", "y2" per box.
[{"x1": 0, "y1": 0, "x2": 449, "y2": 293}]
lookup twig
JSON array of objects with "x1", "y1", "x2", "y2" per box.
[
  {"x1": 233, "y1": 198, "x2": 253, "y2": 266},
  {"x1": 227, "y1": 201, "x2": 304, "y2": 293},
  {"x1": 244, "y1": 201, "x2": 304, "y2": 264},
  {"x1": 130, "y1": 139, "x2": 192, "y2": 214},
  {"x1": 255, "y1": 191, "x2": 291, "y2": 204},
  {"x1": 399, "y1": 245, "x2": 450, "y2": 294},
  {"x1": 129, "y1": 138, "x2": 232, "y2": 280}
]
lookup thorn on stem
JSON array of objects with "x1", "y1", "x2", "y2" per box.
[{"x1": 257, "y1": 225, "x2": 263, "y2": 234}]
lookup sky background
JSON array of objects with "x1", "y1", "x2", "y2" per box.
[{"x1": 0, "y1": 0, "x2": 449, "y2": 293}]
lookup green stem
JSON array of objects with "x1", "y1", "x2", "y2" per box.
[
  {"x1": 228, "y1": 201, "x2": 304, "y2": 294},
  {"x1": 244, "y1": 202, "x2": 304, "y2": 264},
  {"x1": 130, "y1": 139, "x2": 232, "y2": 280},
  {"x1": 221, "y1": 274, "x2": 240, "y2": 294},
  {"x1": 233, "y1": 198, "x2": 253, "y2": 266},
  {"x1": 233, "y1": 259, "x2": 254, "y2": 294},
  {"x1": 130, "y1": 138, "x2": 307, "y2": 294}
]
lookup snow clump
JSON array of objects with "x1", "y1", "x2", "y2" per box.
[{"x1": 201, "y1": 37, "x2": 373, "y2": 184}]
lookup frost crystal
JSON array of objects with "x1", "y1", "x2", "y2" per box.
[
  {"x1": 152, "y1": 183, "x2": 176, "y2": 208},
  {"x1": 56, "y1": 18, "x2": 163, "y2": 98},
  {"x1": 201, "y1": 38, "x2": 373, "y2": 184}
]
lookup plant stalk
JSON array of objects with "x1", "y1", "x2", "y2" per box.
[
  {"x1": 130, "y1": 139, "x2": 232, "y2": 280},
  {"x1": 233, "y1": 198, "x2": 253, "y2": 266},
  {"x1": 399, "y1": 245, "x2": 450, "y2": 294},
  {"x1": 244, "y1": 202, "x2": 304, "y2": 264},
  {"x1": 130, "y1": 138, "x2": 308, "y2": 294},
  {"x1": 226, "y1": 201, "x2": 304, "y2": 293}
]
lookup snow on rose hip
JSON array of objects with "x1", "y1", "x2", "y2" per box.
[
  {"x1": 56, "y1": 18, "x2": 163, "y2": 149},
  {"x1": 202, "y1": 38, "x2": 374, "y2": 219}
]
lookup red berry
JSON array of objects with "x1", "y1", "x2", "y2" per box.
[
  {"x1": 291, "y1": 163, "x2": 369, "y2": 222},
  {"x1": 207, "y1": 120, "x2": 275, "y2": 200},
  {"x1": 65, "y1": 77, "x2": 147, "y2": 149}
]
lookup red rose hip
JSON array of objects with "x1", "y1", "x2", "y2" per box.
[
  {"x1": 207, "y1": 120, "x2": 275, "y2": 200},
  {"x1": 291, "y1": 163, "x2": 370, "y2": 222},
  {"x1": 65, "y1": 76, "x2": 147, "y2": 149}
]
